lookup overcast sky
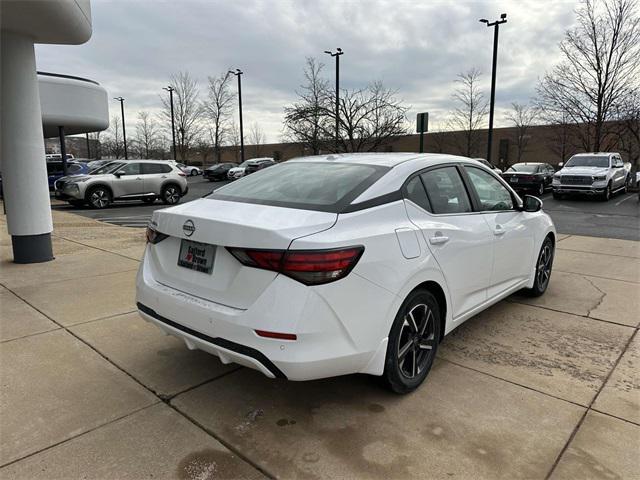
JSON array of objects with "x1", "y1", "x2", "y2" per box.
[{"x1": 36, "y1": 0, "x2": 579, "y2": 144}]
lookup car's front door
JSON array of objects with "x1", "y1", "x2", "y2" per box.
[
  {"x1": 112, "y1": 162, "x2": 144, "y2": 198},
  {"x1": 463, "y1": 166, "x2": 535, "y2": 298},
  {"x1": 404, "y1": 166, "x2": 494, "y2": 321}
]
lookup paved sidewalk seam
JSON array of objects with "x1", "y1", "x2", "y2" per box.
[
  {"x1": 0, "y1": 326, "x2": 63, "y2": 344},
  {"x1": 50, "y1": 233, "x2": 143, "y2": 263},
  {"x1": 589, "y1": 408, "x2": 640, "y2": 428},
  {"x1": 554, "y1": 268, "x2": 640, "y2": 284},
  {"x1": 2, "y1": 283, "x2": 273, "y2": 479},
  {"x1": 0, "y1": 403, "x2": 160, "y2": 470},
  {"x1": 162, "y1": 366, "x2": 243, "y2": 401},
  {"x1": 60, "y1": 309, "x2": 138, "y2": 329},
  {"x1": 555, "y1": 246, "x2": 640, "y2": 260},
  {"x1": 506, "y1": 299, "x2": 640, "y2": 329},
  {"x1": 544, "y1": 329, "x2": 638, "y2": 479}
]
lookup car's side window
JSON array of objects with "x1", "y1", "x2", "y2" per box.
[
  {"x1": 420, "y1": 167, "x2": 472, "y2": 214},
  {"x1": 141, "y1": 163, "x2": 170, "y2": 174},
  {"x1": 120, "y1": 163, "x2": 141, "y2": 175},
  {"x1": 404, "y1": 176, "x2": 431, "y2": 212},
  {"x1": 465, "y1": 166, "x2": 514, "y2": 211}
]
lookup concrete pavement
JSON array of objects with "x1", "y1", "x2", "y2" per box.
[{"x1": 1, "y1": 206, "x2": 638, "y2": 479}]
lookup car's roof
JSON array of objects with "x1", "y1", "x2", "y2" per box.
[
  {"x1": 288, "y1": 152, "x2": 472, "y2": 168},
  {"x1": 511, "y1": 162, "x2": 544, "y2": 165},
  {"x1": 572, "y1": 152, "x2": 617, "y2": 157}
]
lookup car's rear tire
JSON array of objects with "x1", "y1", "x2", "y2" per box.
[
  {"x1": 86, "y1": 186, "x2": 111, "y2": 209},
  {"x1": 382, "y1": 289, "x2": 441, "y2": 394},
  {"x1": 524, "y1": 236, "x2": 554, "y2": 297},
  {"x1": 191, "y1": 169, "x2": 198, "y2": 176},
  {"x1": 161, "y1": 184, "x2": 181, "y2": 205}
]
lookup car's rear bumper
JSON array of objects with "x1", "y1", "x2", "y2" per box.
[
  {"x1": 135, "y1": 249, "x2": 395, "y2": 381},
  {"x1": 505, "y1": 181, "x2": 542, "y2": 190}
]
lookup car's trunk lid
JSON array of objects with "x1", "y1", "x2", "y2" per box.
[{"x1": 146, "y1": 198, "x2": 337, "y2": 308}]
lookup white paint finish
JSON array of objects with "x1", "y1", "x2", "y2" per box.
[
  {"x1": 136, "y1": 153, "x2": 556, "y2": 382},
  {"x1": 0, "y1": 31, "x2": 53, "y2": 236},
  {"x1": 0, "y1": 0, "x2": 92, "y2": 45},
  {"x1": 39, "y1": 73, "x2": 109, "y2": 137}
]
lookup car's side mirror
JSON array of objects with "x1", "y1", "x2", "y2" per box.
[
  {"x1": 521, "y1": 195, "x2": 543, "y2": 212},
  {"x1": 115, "y1": 170, "x2": 125, "y2": 178}
]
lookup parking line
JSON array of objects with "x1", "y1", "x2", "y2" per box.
[{"x1": 614, "y1": 193, "x2": 635, "y2": 206}]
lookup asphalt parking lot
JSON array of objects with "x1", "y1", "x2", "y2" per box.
[
  {"x1": 53, "y1": 176, "x2": 640, "y2": 240},
  {"x1": 1, "y1": 205, "x2": 638, "y2": 479}
]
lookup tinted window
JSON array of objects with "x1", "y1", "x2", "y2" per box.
[
  {"x1": 119, "y1": 163, "x2": 141, "y2": 175},
  {"x1": 142, "y1": 163, "x2": 171, "y2": 174},
  {"x1": 465, "y1": 167, "x2": 514, "y2": 211},
  {"x1": 46, "y1": 163, "x2": 63, "y2": 175},
  {"x1": 209, "y1": 162, "x2": 388, "y2": 212},
  {"x1": 420, "y1": 167, "x2": 472, "y2": 214},
  {"x1": 404, "y1": 176, "x2": 431, "y2": 212},
  {"x1": 507, "y1": 164, "x2": 539, "y2": 173}
]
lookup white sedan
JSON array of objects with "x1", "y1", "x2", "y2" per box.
[{"x1": 137, "y1": 154, "x2": 555, "y2": 393}]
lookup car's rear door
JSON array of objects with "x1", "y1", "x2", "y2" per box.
[
  {"x1": 463, "y1": 165, "x2": 535, "y2": 298},
  {"x1": 141, "y1": 162, "x2": 171, "y2": 194},
  {"x1": 404, "y1": 165, "x2": 493, "y2": 320}
]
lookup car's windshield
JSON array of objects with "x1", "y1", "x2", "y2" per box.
[
  {"x1": 208, "y1": 162, "x2": 388, "y2": 212},
  {"x1": 565, "y1": 156, "x2": 609, "y2": 168},
  {"x1": 507, "y1": 164, "x2": 539, "y2": 173},
  {"x1": 90, "y1": 162, "x2": 124, "y2": 175}
]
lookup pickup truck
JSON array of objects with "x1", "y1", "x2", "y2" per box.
[{"x1": 552, "y1": 152, "x2": 628, "y2": 201}]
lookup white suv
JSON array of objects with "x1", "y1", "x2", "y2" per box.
[
  {"x1": 552, "y1": 152, "x2": 627, "y2": 201},
  {"x1": 55, "y1": 160, "x2": 188, "y2": 208}
]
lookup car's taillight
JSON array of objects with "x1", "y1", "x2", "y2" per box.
[
  {"x1": 226, "y1": 246, "x2": 364, "y2": 285},
  {"x1": 146, "y1": 226, "x2": 169, "y2": 244},
  {"x1": 178, "y1": 172, "x2": 187, "y2": 177}
]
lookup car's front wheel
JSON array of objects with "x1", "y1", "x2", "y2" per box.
[
  {"x1": 86, "y1": 186, "x2": 111, "y2": 209},
  {"x1": 525, "y1": 236, "x2": 554, "y2": 297},
  {"x1": 601, "y1": 183, "x2": 612, "y2": 201},
  {"x1": 161, "y1": 184, "x2": 181, "y2": 205},
  {"x1": 383, "y1": 289, "x2": 441, "y2": 394}
]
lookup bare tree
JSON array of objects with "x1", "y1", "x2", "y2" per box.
[
  {"x1": 537, "y1": 0, "x2": 640, "y2": 152},
  {"x1": 506, "y1": 102, "x2": 538, "y2": 162},
  {"x1": 135, "y1": 111, "x2": 158, "y2": 159},
  {"x1": 88, "y1": 131, "x2": 102, "y2": 159},
  {"x1": 542, "y1": 112, "x2": 580, "y2": 164},
  {"x1": 161, "y1": 71, "x2": 203, "y2": 161},
  {"x1": 202, "y1": 72, "x2": 235, "y2": 163},
  {"x1": 104, "y1": 115, "x2": 124, "y2": 159},
  {"x1": 283, "y1": 57, "x2": 331, "y2": 154},
  {"x1": 248, "y1": 122, "x2": 266, "y2": 157},
  {"x1": 446, "y1": 68, "x2": 488, "y2": 157},
  {"x1": 613, "y1": 89, "x2": 640, "y2": 165}
]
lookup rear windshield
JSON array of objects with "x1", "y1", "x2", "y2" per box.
[
  {"x1": 507, "y1": 164, "x2": 539, "y2": 173},
  {"x1": 565, "y1": 156, "x2": 609, "y2": 168},
  {"x1": 208, "y1": 162, "x2": 389, "y2": 212}
]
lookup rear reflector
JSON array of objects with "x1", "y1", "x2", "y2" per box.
[
  {"x1": 227, "y1": 246, "x2": 364, "y2": 285},
  {"x1": 255, "y1": 330, "x2": 297, "y2": 341}
]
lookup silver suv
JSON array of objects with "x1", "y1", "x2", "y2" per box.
[
  {"x1": 55, "y1": 160, "x2": 188, "y2": 209},
  {"x1": 552, "y1": 152, "x2": 628, "y2": 201}
]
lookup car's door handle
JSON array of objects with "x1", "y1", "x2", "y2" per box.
[
  {"x1": 429, "y1": 234, "x2": 449, "y2": 245},
  {"x1": 494, "y1": 225, "x2": 506, "y2": 236}
]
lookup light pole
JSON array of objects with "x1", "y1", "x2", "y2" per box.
[
  {"x1": 324, "y1": 48, "x2": 344, "y2": 151},
  {"x1": 479, "y1": 14, "x2": 507, "y2": 164},
  {"x1": 113, "y1": 96, "x2": 128, "y2": 159},
  {"x1": 163, "y1": 86, "x2": 177, "y2": 160},
  {"x1": 228, "y1": 69, "x2": 245, "y2": 162}
]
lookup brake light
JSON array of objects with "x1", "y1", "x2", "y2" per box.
[
  {"x1": 178, "y1": 172, "x2": 187, "y2": 177},
  {"x1": 255, "y1": 330, "x2": 297, "y2": 341},
  {"x1": 146, "y1": 226, "x2": 169, "y2": 244},
  {"x1": 226, "y1": 246, "x2": 364, "y2": 285}
]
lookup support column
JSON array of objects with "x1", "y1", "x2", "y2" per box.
[{"x1": 0, "y1": 30, "x2": 54, "y2": 263}]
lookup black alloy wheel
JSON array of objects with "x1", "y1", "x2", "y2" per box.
[
  {"x1": 162, "y1": 184, "x2": 181, "y2": 205},
  {"x1": 526, "y1": 237, "x2": 554, "y2": 297}
]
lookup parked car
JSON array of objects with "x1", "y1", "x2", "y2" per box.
[
  {"x1": 46, "y1": 153, "x2": 74, "y2": 161},
  {"x1": 473, "y1": 158, "x2": 502, "y2": 175},
  {"x1": 137, "y1": 153, "x2": 555, "y2": 394},
  {"x1": 204, "y1": 163, "x2": 237, "y2": 182},
  {"x1": 501, "y1": 163, "x2": 555, "y2": 196},
  {"x1": 552, "y1": 152, "x2": 627, "y2": 201},
  {"x1": 177, "y1": 163, "x2": 202, "y2": 176},
  {"x1": 87, "y1": 159, "x2": 112, "y2": 171},
  {"x1": 55, "y1": 159, "x2": 188, "y2": 209},
  {"x1": 47, "y1": 161, "x2": 90, "y2": 190},
  {"x1": 227, "y1": 158, "x2": 273, "y2": 180},
  {"x1": 244, "y1": 158, "x2": 276, "y2": 175}
]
